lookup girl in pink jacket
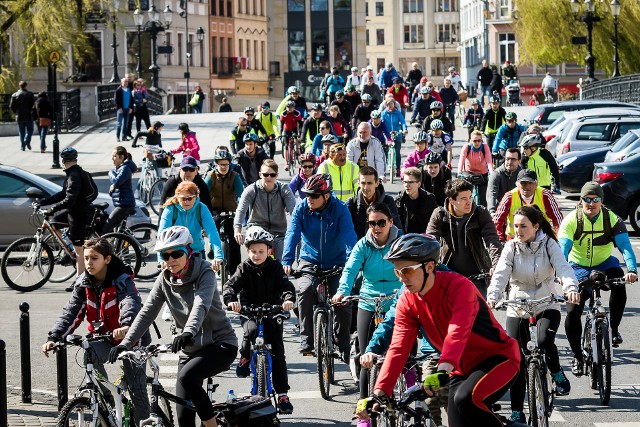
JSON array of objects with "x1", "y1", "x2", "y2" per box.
[
  {"x1": 401, "y1": 130, "x2": 430, "y2": 178},
  {"x1": 174, "y1": 122, "x2": 201, "y2": 161}
]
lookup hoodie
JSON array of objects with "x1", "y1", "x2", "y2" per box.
[
  {"x1": 345, "y1": 185, "x2": 402, "y2": 239},
  {"x1": 109, "y1": 159, "x2": 137, "y2": 207},
  {"x1": 158, "y1": 199, "x2": 223, "y2": 257},
  {"x1": 234, "y1": 180, "x2": 297, "y2": 237},
  {"x1": 223, "y1": 257, "x2": 296, "y2": 307},
  {"x1": 172, "y1": 131, "x2": 200, "y2": 160}
]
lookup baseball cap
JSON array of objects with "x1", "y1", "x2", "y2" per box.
[
  {"x1": 180, "y1": 156, "x2": 198, "y2": 169},
  {"x1": 153, "y1": 121, "x2": 164, "y2": 128},
  {"x1": 351, "y1": 66, "x2": 359, "y2": 72},
  {"x1": 517, "y1": 169, "x2": 537, "y2": 183},
  {"x1": 366, "y1": 65, "x2": 374, "y2": 71},
  {"x1": 580, "y1": 181, "x2": 604, "y2": 199},
  {"x1": 262, "y1": 101, "x2": 270, "y2": 108}
]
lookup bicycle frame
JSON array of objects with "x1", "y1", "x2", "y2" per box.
[{"x1": 583, "y1": 286, "x2": 611, "y2": 369}]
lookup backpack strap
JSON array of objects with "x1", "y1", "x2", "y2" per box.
[
  {"x1": 573, "y1": 204, "x2": 614, "y2": 244},
  {"x1": 171, "y1": 203, "x2": 203, "y2": 229}
]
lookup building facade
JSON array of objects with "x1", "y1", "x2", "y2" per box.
[
  {"x1": 209, "y1": 0, "x2": 237, "y2": 99},
  {"x1": 234, "y1": 0, "x2": 269, "y2": 97}
]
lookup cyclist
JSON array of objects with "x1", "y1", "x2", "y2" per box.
[
  {"x1": 255, "y1": 101, "x2": 279, "y2": 159},
  {"x1": 540, "y1": 72, "x2": 558, "y2": 103},
  {"x1": 344, "y1": 84, "x2": 362, "y2": 112},
  {"x1": 411, "y1": 76, "x2": 429, "y2": 105},
  {"x1": 559, "y1": 182, "x2": 638, "y2": 374},
  {"x1": 519, "y1": 133, "x2": 558, "y2": 191},
  {"x1": 378, "y1": 62, "x2": 400, "y2": 91},
  {"x1": 223, "y1": 226, "x2": 296, "y2": 414},
  {"x1": 368, "y1": 110, "x2": 391, "y2": 150},
  {"x1": 347, "y1": 122, "x2": 386, "y2": 180},
  {"x1": 300, "y1": 104, "x2": 332, "y2": 151},
  {"x1": 480, "y1": 96, "x2": 506, "y2": 149},
  {"x1": 334, "y1": 203, "x2": 403, "y2": 399},
  {"x1": 426, "y1": 178, "x2": 502, "y2": 298},
  {"x1": 160, "y1": 156, "x2": 214, "y2": 215},
  {"x1": 315, "y1": 134, "x2": 338, "y2": 166},
  {"x1": 289, "y1": 152, "x2": 317, "y2": 201},
  {"x1": 448, "y1": 66, "x2": 464, "y2": 91},
  {"x1": 43, "y1": 238, "x2": 151, "y2": 423},
  {"x1": 487, "y1": 205, "x2": 579, "y2": 422},
  {"x1": 345, "y1": 67, "x2": 363, "y2": 92},
  {"x1": 331, "y1": 90, "x2": 354, "y2": 124},
  {"x1": 243, "y1": 106, "x2": 267, "y2": 137},
  {"x1": 317, "y1": 143, "x2": 360, "y2": 202},
  {"x1": 279, "y1": 100, "x2": 304, "y2": 168},
  {"x1": 234, "y1": 159, "x2": 297, "y2": 260},
  {"x1": 229, "y1": 116, "x2": 255, "y2": 155},
  {"x1": 377, "y1": 93, "x2": 401, "y2": 114},
  {"x1": 235, "y1": 133, "x2": 268, "y2": 185},
  {"x1": 358, "y1": 233, "x2": 521, "y2": 427},
  {"x1": 406, "y1": 62, "x2": 423, "y2": 99},
  {"x1": 419, "y1": 152, "x2": 451, "y2": 206},
  {"x1": 381, "y1": 99, "x2": 408, "y2": 178},
  {"x1": 396, "y1": 167, "x2": 438, "y2": 234},
  {"x1": 487, "y1": 147, "x2": 522, "y2": 215},
  {"x1": 111, "y1": 226, "x2": 238, "y2": 427},
  {"x1": 426, "y1": 119, "x2": 453, "y2": 168},
  {"x1": 282, "y1": 174, "x2": 358, "y2": 357},
  {"x1": 457, "y1": 130, "x2": 494, "y2": 207},
  {"x1": 492, "y1": 111, "x2": 526, "y2": 155},
  {"x1": 401, "y1": 130, "x2": 430, "y2": 176},
  {"x1": 325, "y1": 68, "x2": 346, "y2": 103},
  {"x1": 423, "y1": 101, "x2": 453, "y2": 135},
  {"x1": 276, "y1": 86, "x2": 308, "y2": 118},
  {"x1": 387, "y1": 77, "x2": 410, "y2": 116},
  {"x1": 174, "y1": 122, "x2": 200, "y2": 161},
  {"x1": 493, "y1": 170, "x2": 563, "y2": 242},
  {"x1": 462, "y1": 99, "x2": 484, "y2": 139},
  {"x1": 328, "y1": 104, "x2": 352, "y2": 143},
  {"x1": 310, "y1": 121, "x2": 335, "y2": 157},
  {"x1": 361, "y1": 74, "x2": 383, "y2": 107},
  {"x1": 103, "y1": 146, "x2": 137, "y2": 233},
  {"x1": 410, "y1": 86, "x2": 437, "y2": 125},
  {"x1": 204, "y1": 150, "x2": 244, "y2": 276},
  {"x1": 428, "y1": 81, "x2": 443, "y2": 103},
  {"x1": 352, "y1": 93, "x2": 376, "y2": 130},
  {"x1": 439, "y1": 77, "x2": 459, "y2": 131}
]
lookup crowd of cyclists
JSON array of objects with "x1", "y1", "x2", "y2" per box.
[{"x1": 34, "y1": 65, "x2": 639, "y2": 427}]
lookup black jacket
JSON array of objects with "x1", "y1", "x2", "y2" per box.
[
  {"x1": 407, "y1": 69, "x2": 423, "y2": 86},
  {"x1": 395, "y1": 188, "x2": 438, "y2": 234},
  {"x1": 9, "y1": 88, "x2": 35, "y2": 122},
  {"x1": 490, "y1": 70, "x2": 504, "y2": 94},
  {"x1": 32, "y1": 94, "x2": 53, "y2": 121},
  {"x1": 346, "y1": 185, "x2": 402, "y2": 239},
  {"x1": 114, "y1": 86, "x2": 134, "y2": 110},
  {"x1": 41, "y1": 164, "x2": 90, "y2": 215},
  {"x1": 235, "y1": 147, "x2": 268, "y2": 185},
  {"x1": 423, "y1": 114, "x2": 453, "y2": 135},
  {"x1": 133, "y1": 129, "x2": 162, "y2": 147},
  {"x1": 331, "y1": 99, "x2": 354, "y2": 122},
  {"x1": 477, "y1": 67, "x2": 493, "y2": 86},
  {"x1": 218, "y1": 102, "x2": 232, "y2": 112},
  {"x1": 160, "y1": 174, "x2": 214, "y2": 214},
  {"x1": 420, "y1": 165, "x2": 452, "y2": 206},
  {"x1": 352, "y1": 103, "x2": 376, "y2": 129},
  {"x1": 248, "y1": 118, "x2": 267, "y2": 136},
  {"x1": 223, "y1": 257, "x2": 296, "y2": 307}
]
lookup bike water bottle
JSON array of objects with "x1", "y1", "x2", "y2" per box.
[
  {"x1": 61, "y1": 231, "x2": 74, "y2": 252},
  {"x1": 226, "y1": 389, "x2": 237, "y2": 402},
  {"x1": 123, "y1": 401, "x2": 132, "y2": 427}
]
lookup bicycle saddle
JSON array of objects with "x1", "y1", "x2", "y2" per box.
[{"x1": 92, "y1": 202, "x2": 110, "y2": 210}]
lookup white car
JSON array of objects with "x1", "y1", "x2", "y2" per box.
[{"x1": 554, "y1": 116, "x2": 640, "y2": 157}]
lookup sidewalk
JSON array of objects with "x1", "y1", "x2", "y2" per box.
[{"x1": 8, "y1": 389, "x2": 58, "y2": 426}]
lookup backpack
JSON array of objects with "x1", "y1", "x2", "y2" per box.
[
  {"x1": 171, "y1": 203, "x2": 203, "y2": 229},
  {"x1": 465, "y1": 143, "x2": 489, "y2": 160},
  {"x1": 81, "y1": 169, "x2": 99, "y2": 203},
  {"x1": 250, "y1": 181, "x2": 286, "y2": 211},
  {"x1": 573, "y1": 204, "x2": 615, "y2": 246}
]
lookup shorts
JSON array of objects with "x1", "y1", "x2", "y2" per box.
[{"x1": 52, "y1": 210, "x2": 89, "y2": 246}]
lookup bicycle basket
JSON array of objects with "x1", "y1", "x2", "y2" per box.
[
  {"x1": 143, "y1": 144, "x2": 162, "y2": 160},
  {"x1": 224, "y1": 395, "x2": 279, "y2": 427},
  {"x1": 154, "y1": 151, "x2": 172, "y2": 168}
]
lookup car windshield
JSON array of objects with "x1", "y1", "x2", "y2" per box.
[
  {"x1": 611, "y1": 132, "x2": 640, "y2": 153},
  {"x1": 547, "y1": 115, "x2": 567, "y2": 132},
  {"x1": 11, "y1": 167, "x2": 63, "y2": 194}
]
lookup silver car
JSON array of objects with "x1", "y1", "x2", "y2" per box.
[
  {"x1": 604, "y1": 130, "x2": 640, "y2": 163},
  {"x1": 555, "y1": 116, "x2": 640, "y2": 157},
  {"x1": 0, "y1": 165, "x2": 150, "y2": 247}
]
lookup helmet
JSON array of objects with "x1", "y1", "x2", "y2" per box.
[
  {"x1": 413, "y1": 131, "x2": 429, "y2": 143},
  {"x1": 347, "y1": 84, "x2": 356, "y2": 92},
  {"x1": 519, "y1": 133, "x2": 543, "y2": 148},
  {"x1": 386, "y1": 62, "x2": 393, "y2": 68},
  {"x1": 155, "y1": 226, "x2": 193, "y2": 252},
  {"x1": 178, "y1": 123, "x2": 190, "y2": 133},
  {"x1": 286, "y1": 100, "x2": 296, "y2": 108},
  {"x1": 420, "y1": 86, "x2": 432, "y2": 94},
  {"x1": 430, "y1": 101, "x2": 443, "y2": 110},
  {"x1": 425, "y1": 152, "x2": 442, "y2": 165},
  {"x1": 336, "y1": 90, "x2": 344, "y2": 97},
  {"x1": 489, "y1": 95, "x2": 501, "y2": 103},
  {"x1": 244, "y1": 226, "x2": 274, "y2": 248},
  {"x1": 430, "y1": 119, "x2": 444, "y2": 130},
  {"x1": 243, "y1": 133, "x2": 258, "y2": 142},
  {"x1": 214, "y1": 150, "x2": 232, "y2": 162},
  {"x1": 60, "y1": 147, "x2": 78, "y2": 162},
  {"x1": 420, "y1": 76, "x2": 428, "y2": 83},
  {"x1": 361, "y1": 93, "x2": 372, "y2": 102},
  {"x1": 505, "y1": 111, "x2": 517, "y2": 120},
  {"x1": 384, "y1": 233, "x2": 441, "y2": 263},
  {"x1": 448, "y1": 66, "x2": 457, "y2": 72},
  {"x1": 302, "y1": 173, "x2": 332, "y2": 194},
  {"x1": 471, "y1": 98, "x2": 480, "y2": 105},
  {"x1": 370, "y1": 110, "x2": 381, "y2": 119},
  {"x1": 244, "y1": 106, "x2": 255, "y2": 113},
  {"x1": 321, "y1": 134, "x2": 338, "y2": 144},
  {"x1": 311, "y1": 103, "x2": 323, "y2": 111},
  {"x1": 288, "y1": 86, "x2": 300, "y2": 94},
  {"x1": 299, "y1": 152, "x2": 316, "y2": 164}
]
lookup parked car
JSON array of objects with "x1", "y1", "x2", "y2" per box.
[
  {"x1": 603, "y1": 129, "x2": 640, "y2": 162},
  {"x1": 557, "y1": 147, "x2": 610, "y2": 193},
  {"x1": 555, "y1": 116, "x2": 640, "y2": 157},
  {"x1": 593, "y1": 155, "x2": 640, "y2": 232},
  {"x1": 0, "y1": 164, "x2": 150, "y2": 247},
  {"x1": 526, "y1": 100, "x2": 640, "y2": 130}
]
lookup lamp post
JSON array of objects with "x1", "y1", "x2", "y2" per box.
[
  {"x1": 570, "y1": 0, "x2": 601, "y2": 81},
  {"x1": 139, "y1": 2, "x2": 173, "y2": 90},
  {"x1": 610, "y1": 0, "x2": 621, "y2": 78},
  {"x1": 109, "y1": 0, "x2": 121, "y2": 83},
  {"x1": 133, "y1": 8, "x2": 144, "y2": 75}
]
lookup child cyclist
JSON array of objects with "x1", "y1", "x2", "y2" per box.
[
  {"x1": 426, "y1": 119, "x2": 453, "y2": 169},
  {"x1": 223, "y1": 226, "x2": 296, "y2": 414}
]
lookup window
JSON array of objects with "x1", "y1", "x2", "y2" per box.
[
  {"x1": 366, "y1": 2, "x2": 368, "y2": 16},
  {"x1": 377, "y1": 58, "x2": 386, "y2": 71},
  {"x1": 270, "y1": 61, "x2": 280, "y2": 77},
  {"x1": 253, "y1": 0, "x2": 257, "y2": 15},
  {"x1": 403, "y1": 25, "x2": 424, "y2": 43},
  {"x1": 228, "y1": 38, "x2": 233, "y2": 58},
  {"x1": 334, "y1": 0, "x2": 351, "y2": 11},
  {"x1": 126, "y1": 30, "x2": 151, "y2": 81},
  {"x1": 211, "y1": 1, "x2": 217, "y2": 15},
  {"x1": 375, "y1": 1, "x2": 383, "y2": 15},
  {"x1": 437, "y1": 24, "x2": 458, "y2": 42},
  {"x1": 178, "y1": 33, "x2": 183, "y2": 66},
  {"x1": 311, "y1": 0, "x2": 328, "y2": 11},
  {"x1": 239, "y1": 38, "x2": 243, "y2": 57},
  {"x1": 199, "y1": 38, "x2": 204, "y2": 67},
  {"x1": 436, "y1": 0, "x2": 456, "y2": 12},
  {"x1": 498, "y1": 33, "x2": 516, "y2": 64},
  {"x1": 366, "y1": 29, "x2": 369, "y2": 46},
  {"x1": 499, "y1": 0, "x2": 510, "y2": 18},
  {"x1": 376, "y1": 29, "x2": 385, "y2": 45},
  {"x1": 335, "y1": 28, "x2": 352, "y2": 69},
  {"x1": 254, "y1": 40, "x2": 258, "y2": 69},
  {"x1": 433, "y1": 57, "x2": 460, "y2": 76},
  {"x1": 220, "y1": 37, "x2": 225, "y2": 57},
  {"x1": 128, "y1": 0, "x2": 149, "y2": 11},
  {"x1": 261, "y1": 41, "x2": 266, "y2": 70},
  {"x1": 0, "y1": 173, "x2": 31, "y2": 197},
  {"x1": 77, "y1": 32, "x2": 102, "y2": 81},
  {"x1": 617, "y1": 122, "x2": 640, "y2": 137},
  {"x1": 246, "y1": 0, "x2": 250, "y2": 14},
  {"x1": 312, "y1": 30, "x2": 329, "y2": 70},
  {"x1": 403, "y1": 0, "x2": 423, "y2": 13},
  {"x1": 577, "y1": 123, "x2": 614, "y2": 141},
  {"x1": 288, "y1": 30, "x2": 306, "y2": 71},
  {"x1": 288, "y1": 0, "x2": 304, "y2": 11},
  {"x1": 188, "y1": 34, "x2": 194, "y2": 66},
  {"x1": 246, "y1": 40, "x2": 251, "y2": 67},
  {"x1": 227, "y1": 0, "x2": 232, "y2": 16},
  {"x1": 211, "y1": 36, "x2": 217, "y2": 73}
]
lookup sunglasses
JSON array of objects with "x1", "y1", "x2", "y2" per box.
[
  {"x1": 403, "y1": 180, "x2": 419, "y2": 185},
  {"x1": 307, "y1": 193, "x2": 323, "y2": 200},
  {"x1": 161, "y1": 251, "x2": 186, "y2": 261},
  {"x1": 246, "y1": 113, "x2": 254, "y2": 116},
  {"x1": 393, "y1": 263, "x2": 424, "y2": 278},
  {"x1": 178, "y1": 195, "x2": 196, "y2": 202},
  {"x1": 262, "y1": 172, "x2": 277, "y2": 178},
  {"x1": 302, "y1": 164, "x2": 315, "y2": 169},
  {"x1": 367, "y1": 219, "x2": 388, "y2": 228},
  {"x1": 182, "y1": 167, "x2": 196, "y2": 172},
  {"x1": 330, "y1": 147, "x2": 346, "y2": 153},
  {"x1": 582, "y1": 196, "x2": 602, "y2": 204}
]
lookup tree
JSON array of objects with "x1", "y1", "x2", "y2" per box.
[{"x1": 514, "y1": 0, "x2": 640, "y2": 76}]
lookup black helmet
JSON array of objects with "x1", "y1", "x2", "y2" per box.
[
  {"x1": 384, "y1": 233, "x2": 441, "y2": 263},
  {"x1": 425, "y1": 152, "x2": 442, "y2": 165},
  {"x1": 178, "y1": 123, "x2": 190, "y2": 133},
  {"x1": 489, "y1": 95, "x2": 501, "y2": 103},
  {"x1": 302, "y1": 174, "x2": 332, "y2": 195},
  {"x1": 60, "y1": 147, "x2": 78, "y2": 162},
  {"x1": 214, "y1": 150, "x2": 232, "y2": 162}
]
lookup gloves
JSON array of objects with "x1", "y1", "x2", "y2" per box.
[
  {"x1": 171, "y1": 332, "x2": 194, "y2": 353},
  {"x1": 423, "y1": 370, "x2": 450, "y2": 389},
  {"x1": 108, "y1": 345, "x2": 127, "y2": 364}
]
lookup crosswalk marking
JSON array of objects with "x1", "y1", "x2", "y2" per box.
[{"x1": 594, "y1": 424, "x2": 640, "y2": 426}]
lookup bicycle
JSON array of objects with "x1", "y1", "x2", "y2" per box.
[
  {"x1": 458, "y1": 172, "x2": 484, "y2": 205},
  {"x1": 281, "y1": 133, "x2": 300, "y2": 176},
  {"x1": 387, "y1": 131, "x2": 399, "y2": 183},
  {"x1": 1, "y1": 203, "x2": 141, "y2": 292},
  {"x1": 114, "y1": 215, "x2": 160, "y2": 281},
  {"x1": 133, "y1": 146, "x2": 177, "y2": 216},
  {"x1": 362, "y1": 383, "x2": 432, "y2": 427},
  {"x1": 54, "y1": 332, "x2": 174, "y2": 427},
  {"x1": 495, "y1": 294, "x2": 565, "y2": 427},
  {"x1": 579, "y1": 271, "x2": 627, "y2": 405},
  {"x1": 215, "y1": 212, "x2": 235, "y2": 285}
]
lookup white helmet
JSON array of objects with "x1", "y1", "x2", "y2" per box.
[
  {"x1": 155, "y1": 226, "x2": 193, "y2": 252},
  {"x1": 244, "y1": 226, "x2": 274, "y2": 247}
]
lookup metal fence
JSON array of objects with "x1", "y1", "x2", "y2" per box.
[
  {"x1": 582, "y1": 74, "x2": 640, "y2": 104},
  {"x1": 97, "y1": 83, "x2": 164, "y2": 121},
  {"x1": 0, "y1": 89, "x2": 81, "y2": 132}
]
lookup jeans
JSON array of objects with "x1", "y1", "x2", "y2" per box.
[
  {"x1": 192, "y1": 104, "x2": 202, "y2": 114},
  {"x1": 38, "y1": 125, "x2": 49, "y2": 150},
  {"x1": 18, "y1": 121, "x2": 34, "y2": 148},
  {"x1": 116, "y1": 110, "x2": 130, "y2": 140},
  {"x1": 479, "y1": 85, "x2": 492, "y2": 106}
]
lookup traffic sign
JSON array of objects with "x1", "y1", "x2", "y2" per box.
[{"x1": 48, "y1": 51, "x2": 61, "y2": 64}]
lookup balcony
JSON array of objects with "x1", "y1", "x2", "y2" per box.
[{"x1": 212, "y1": 57, "x2": 241, "y2": 77}]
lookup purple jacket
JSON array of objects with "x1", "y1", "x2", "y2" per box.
[
  {"x1": 370, "y1": 120, "x2": 391, "y2": 144},
  {"x1": 402, "y1": 148, "x2": 430, "y2": 173}
]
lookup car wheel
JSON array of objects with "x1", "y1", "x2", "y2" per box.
[{"x1": 630, "y1": 199, "x2": 640, "y2": 233}]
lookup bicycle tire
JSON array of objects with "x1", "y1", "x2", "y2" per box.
[
  {"x1": 315, "y1": 311, "x2": 331, "y2": 400},
  {"x1": 287, "y1": 141, "x2": 295, "y2": 176},
  {"x1": 101, "y1": 232, "x2": 142, "y2": 276},
  {"x1": 256, "y1": 353, "x2": 268, "y2": 397},
  {"x1": 368, "y1": 364, "x2": 379, "y2": 396},
  {"x1": 149, "y1": 178, "x2": 167, "y2": 216},
  {"x1": 56, "y1": 395, "x2": 110, "y2": 427},
  {"x1": 388, "y1": 148, "x2": 395, "y2": 184},
  {"x1": 584, "y1": 320, "x2": 597, "y2": 390},
  {"x1": 219, "y1": 237, "x2": 229, "y2": 284},
  {"x1": 128, "y1": 223, "x2": 160, "y2": 280},
  {"x1": 2, "y1": 237, "x2": 54, "y2": 292},
  {"x1": 597, "y1": 321, "x2": 612, "y2": 405},
  {"x1": 41, "y1": 233, "x2": 76, "y2": 283},
  {"x1": 527, "y1": 363, "x2": 549, "y2": 427}
]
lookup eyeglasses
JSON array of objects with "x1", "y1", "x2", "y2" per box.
[
  {"x1": 403, "y1": 180, "x2": 419, "y2": 185},
  {"x1": 319, "y1": 126, "x2": 327, "y2": 130},
  {"x1": 582, "y1": 196, "x2": 602, "y2": 204},
  {"x1": 367, "y1": 219, "x2": 388, "y2": 228},
  {"x1": 178, "y1": 195, "x2": 196, "y2": 202},
  {"x1": 262, "y1": 172, "x2": 277, "y2": 178},
  {"x1": 504, "y1": 157, "x2": 519, "y2": 162},
  {"x1": 301, "y1": 164, "x2": 315, "y2": 170},
  {"x1": 239, "y1": 124, "x2": 247, "y2": 127},
  {"x1": 181, "y1": 167, "x2": 196, "y2": 172},
  {"x1": 217, "y1": 163, "x2": 230, "y2": 168},
  {"x1": 161, "y1": 251, "x2": 186, "y2": 261},
  {"x1": 393, "y1": 263, "x2": 424, "y2": 278},
  {"x1": 307, "y1": 193, "x2": 323, "y2": 200},
  {"x1": 246, "y1": 113, "x2": 254, "y2": 116}
]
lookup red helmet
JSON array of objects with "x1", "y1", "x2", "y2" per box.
[
  {"x1": 420, "y1": 76, "x2": 428, "y2": 83},
  {"x1": 299, "y1": 152, "x2": 316, "y2": 164},
  {"x1": 302, "y1": 174, "x2": 332, "y2": 194}
]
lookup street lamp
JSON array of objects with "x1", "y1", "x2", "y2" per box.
[
  {"x1": 570, "y1": 0, "x2": 601, "y2": 81},
  {"x1": 185, "y1": 27, "x2": 206, "y2": 112},
  {"x1": 611, "y1": 0, "x2": 621, "y2": 78},
  {"x1": 109, "y1": 0, "x2": 121, "y2": 83},
  {"x1": 138, "y1": 2, "x2": 173, "y2": 90},
  {"x1": 133, "y1": 8, "x2": 144, "y2": 75}
]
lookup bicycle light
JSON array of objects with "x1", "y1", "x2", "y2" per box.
[
  {"x1": 255, "y1": 336, "x2": 264, "y2": 346},
  {"x1": 527, "y1": 340, "x2": 536, "y2": 352}
]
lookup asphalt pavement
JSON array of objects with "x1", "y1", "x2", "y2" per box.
[{"x1": 2, "y1": 105, "x2": 640, "y2": 426}]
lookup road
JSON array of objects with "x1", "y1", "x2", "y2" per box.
[{"x1": 2, "y1": 106, "x2": 640, "y2": 426}]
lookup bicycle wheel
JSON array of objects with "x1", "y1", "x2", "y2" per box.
[
  {"x1": 149, "y1": 178, "x2": 166, "y2": 216},
  {"x1": 101, "y1": 232, "x2": 142, "y2": 275},
  {"x1": 368, "y1": 364, "x2": 380, "y2": 396},
  {"x1": 128, "y1": 223, "x2": 160, "y2": 280},
  {"x1": 56, "y1": 396, "x2": 109, "y2": 427},
  {"x1": 1, "y1": 237, "x2": 54, "y2": 292},
  {"x1": 255, "y1": 353, "x2": 269, "y2": 397},
  {"x1": 315, "y1": 311, "x2": 331, "y2": 400},
  {"x1": 41, "y1": 233, "x2": 77, "y2": 283},
  {"x1": 387, "y1": 149, "x2": 395, "y2": 184},
  {"x1": 597, "y1": 321, "x2": 612, "y2": 405},
  {"x1": 584, "y1": 320, "x2": 597, "y2": 390},
  {"x1": 219, "y1": 238, "x2": 229, "y2": 284},
  {"x1": 528, "y1": 363, "x2": 549, "y2": 427},
  {"x1": 287, "y1": 143, "x2": 295, "y2": 176}
]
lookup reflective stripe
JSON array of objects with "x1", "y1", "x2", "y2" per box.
[
  {"x1": 86, "y1": 299, "x2": 98, "y2": 309},
  {"x1": 507, "y1": 187, "x2": 550, "y2": 237},
  {"x1": 104, "y1": 298, "x2": 118, "y2": 311}
]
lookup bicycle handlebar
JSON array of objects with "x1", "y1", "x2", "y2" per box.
[
  {"x1": 579, "y1": 272, "x2": 628, "y2": 292},
  {"x1": 53, "y1": 332, "x2": 113, "y2": 350},
  {"x1": 291, "y1": 265, "x2": 343, "y2": 279},
  {"x1": 494, "y1": 294, "x2": 565, "y2": 311},
  {"x1": 226, "y1": 304, "x2": 291, "y2": 322}
]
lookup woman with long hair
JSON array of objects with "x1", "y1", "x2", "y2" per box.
[{"x1": 104, "y1": 146, "x2": 137, "y2": 233}]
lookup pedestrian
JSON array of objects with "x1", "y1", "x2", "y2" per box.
[
  {"x1": 490, "y1": 66, "x2": 504, "y2": 101},
  {"x1": 114, "y1": 77, "x2": 133, "y2": 142},
  {"x1": 476, "y1": 60, "x2": 493, "y2": 107},
  {"x1": 9, "y1": 80, "x2": 35, "y2": 151},
  {"x1": 133, "y1": 79, "x2": 151, "y2": 133},
  {"x1": 104, "y1": 146, "x2": 137, "y2": 233},
  {"x1": 32, "y1": 91, "x2": 53, "y2": 153},
  {"x1": 190, "y1": 85, "x2": 205, "y2": 113},
  {"x1": 125, "y1": 74, "x2": 136, "y2": 139}
]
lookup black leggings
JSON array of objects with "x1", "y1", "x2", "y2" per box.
[
  {"x1": 505, "y1": 310, "x2": 561, "y2": 411},
  {"x1": 176, "y1": 342, "x2": 237, "y2": 427},
  {"x1": 357, "y1": 308, "x2": 376, "y2": 398},
  {"x1": 564, "y1": 266, "x2": 626, "y2": 360}
]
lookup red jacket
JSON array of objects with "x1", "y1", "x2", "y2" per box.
[
  {"x1": 387, "y1": 86, "x2": 409, "y2": 106},
  {"x1": 375, "y1": 271, "x2": 520, "y2": 397},
  {"x1": 172, "y1": 131, "x2": 200, "y2": 160}
]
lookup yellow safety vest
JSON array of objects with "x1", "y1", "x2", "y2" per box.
[
  {"x1": 526, "y1": 149, "x2": 552, "y2": 187},
  {"x1": 507, "y1": 187, "x2": 550, "y2": 238},
  {"x1": 318, "y1": 160, "x2": 359, "y2": 202}
]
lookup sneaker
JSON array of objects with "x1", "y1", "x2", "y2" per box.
[
  {"x1": 298, "y1": 341, "x2": 313, "y2": 354},
  {"x1": 612, "y1": 332, "x2": 623, "y2": 347},
  {"x1": 236, "y1": 358, "x2": 250, "y2": 378},
  {"x1": 552, "y1": 368, "x2": 571, "y2": 396},
  {"x1": 510, "y1": 410, "x2": 526, "y2": 423},
  {"x1": 284, "y1": 165, "x2": 290, "y2": 171},
  {"x1": 117, "y1": 137, "x2": 120, "y2": 142},
  {"x1": 571, "y1": 357, "x2": 584, "y2": 377},
  {"x1": 277, "y1": 395, "x2": 293, "y2": 414}
]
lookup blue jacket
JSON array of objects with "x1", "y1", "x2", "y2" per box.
[
  {"x1": 108, "y1": 159, "x2": 137, "y2": 207},
  {"x1": 283, "y1": 195, "x2": 357, "y2": 269},
  {"x1": 493, "y1": 123, "x2": 527, "y2": 153},
  {"x1": 326, "y1": 75, "x2": 345, "y2": 94},
  {"x1": 410, "y1": 96, "x2": 436, "y2": 123},
  {"x1": 338, "y1": 226, "x2": 402, "y2": 312},
  {"x1": 381, "y1": 109, "x2": 407, "y2": 134},
  {"x1": 158, "y1": 199, "x2": 223, "y2": 258},
  {"x1": 378, "y1": 68, "x2": 400, "y2": 89}
]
